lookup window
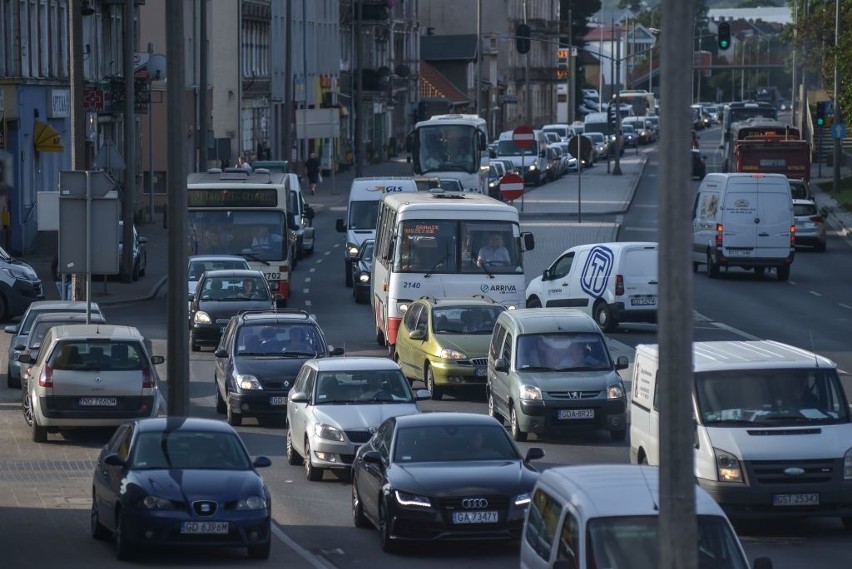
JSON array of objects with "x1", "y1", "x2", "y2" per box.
[
  {"x1": 524, "y1": 489, "x2": 562, "y2": 560},
  {"x1": 489, "y1": 324, "x2": 506, "y2": 360},
  {"x1": 557, "y1": 510, "x2": 580, "y2": 567},
  {"x1": 550, "y1": 252, "x2": 575, "y2": 280},
  {"x1": 501, "y1": 332, "x2": 513, "y2": 363},
  {"x1": 402, "y1": 303, "x2": 422, "y2": 332}
]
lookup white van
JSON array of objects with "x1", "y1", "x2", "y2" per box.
[
  {"x1": 524, "y1": 242, "x2": 658, "y2": 332},
  {"x1": 335, "y1": 177, "x2": 418, "y2": 286},
  {"x1": 630, "y1": 340, "x2": 852, "y2": 527},
  {"x1": 495, "y1": 129, "x2": 548, "y2": 186},
  {"x1": 541, "y1": 124, "x2": 574, "y2": 142},
  {"x1": 692, "y1": 173, "x2": 794, "y2": 281},
  {"x1": 520, "y1": 464, "x2": 768, "y2": 569}
]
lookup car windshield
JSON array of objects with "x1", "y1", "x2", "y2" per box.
[
  {"x1": 497, "y1": 139, "x2": 537, "y2": 157},
  {"x1": 516, "y1": 332, "x2": 611, "y2": 371},
  {"x1": 237, "y1": 324, "x2": 322, "y2": 356},
  {"x1": 360, "y1": 241, "x2": 375, "y2": 263},
  {"x1": 313, "y1": 370, "x2": 414, "y2": 404},
  {"x1": 48, "y1": 340, "x2": 146, "y2": 371},
  {"x1": 130, "y1": 430, "x2": 252, "y2": 470},
  {"x1": 586, "y1": 133, "x2": 605, "y2": 144},
  {"x1": 394, "y1": 424, "x2": 519, "y2": 462},
  {"x1": 696, "y1": 368, "x2": 849, "y2": 425},
  {"x1": 431, "y1": 305, "x2": 504, "y2": 335},
  {"x1": 188, "y1": 259, "x2": 250, "y2": 281},
  {"x1": 200, "y1": 277, "x2": 270, "y2": 302},
  {"x1": 348, "y1": 200, "x2": 380, "y2": 230},
  {"x1": 586, "y1": 515, "x2": 749, "y2": 569}
]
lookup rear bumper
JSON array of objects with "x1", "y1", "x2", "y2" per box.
[
  {"x1": 37, "y1": 395, "x2": 159, "y2": 426},
  {"x1": 610, "y1": 302, "x2": 657, "y2": 324}
]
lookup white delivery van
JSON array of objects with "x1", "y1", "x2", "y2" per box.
[
  {"x1": 540, "y1": 124, "x2": 574, "y2": 142},
  {"x1": 525, "y1": 242, "x2": 658, "y2": 332},
  {"x1": 630, "y1": 340, "x2": 852, "y2": 527},
  {"x1": 335, "y1": 177, "x2": 418, "y2": 287},
  {"x1": 495, "y1": 129, "x2": 548, "y2": 187},
  {"x1": 692, "y1": 173, "x2": 795, "y2": 281},
  {"x1": 520, "y1": 464, "x2": 768, "y2": 569}
]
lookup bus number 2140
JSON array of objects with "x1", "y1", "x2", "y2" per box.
[{"x1": 402, "y1": 282, "x2": 421, "y2": 289}]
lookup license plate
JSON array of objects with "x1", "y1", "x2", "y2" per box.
[
  {"x1": 265, "y1": 272, "x2": 281, "y2": 281},
  {"x1": 452, "y1": 511, "x2": 498, "y2": 524},
  {"x1": 79, "y1": 397, "x2": 117, "y2": 407},
  {"x1": 725, "y1": 249, "x2": 753, "y2": 257},
  {"x1": 797, "y1": 222, "x2": 814, "y2": 229},
  {"x1": 180, "y1": 521, "x2": 229, "y2": 534},
  {"x1": 773, "y1": 493, "x2": 819, "y2": 507},
  {"x1": 270, "y1": 396, "x2": 287, "y2": 406},
  {"x1": 630, "y1": 297, "x2": 656, "y2": 306},
  {"x1": 558, "y1": 409, "x2": 594, "y2": 420},
  {"x1": 475, "y1": 367, "x2": 487, "y2": 377}
]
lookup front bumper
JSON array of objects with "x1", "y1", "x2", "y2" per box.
[
  {"x1": 122, "y1": 507, "x2": 271, "y2": 549},
  {"x1": 228, "y1": 390, "x2": 290, "y2": 419},
  {"x1": 307, "y1": 434, "x2": 369, "y2": 471},
  {"x1": 429, "y1": 359, "x2": 489, "y2": 387},
  {"x1": 516, "y1": 398, "x2": 626, "y2": 434},
  {"x1": 191, "y1": 323, "x2": 227, "y2": 347}
]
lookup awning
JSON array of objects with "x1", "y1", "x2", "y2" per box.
[{"x1": 34, "y1": 120, "x2": 64, "y2": 153}]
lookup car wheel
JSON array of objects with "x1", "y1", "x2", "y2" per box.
[
  {"x1": 139, "y1": 260, "x2": 146, "y2": 277},
  {"x1": 91, "y1": 493, "x2": 110, "y2": 540},
  {"x1": 22, "y1": 384, "x2": 35, "y2": 427},
  {"x1": 30, "y1": 404, "x2": 47, "y2": 443},
  {"x1": 286, "y1": 430, "x2": 303, "y2": 465},
  {"x1": 226, "y1": 398, "x2": 242, "y2": 427},
  {"x1": 304, "y1": 439, "x2": 323, "y2": 481},
  {"x1": 526, "y1": 296, "x2": 541, "y2": 308},
  {"x1": 214, "y1": 380, "x2": 226, "y2": 414},
  {"x1": 510, "y1": 404, "x2": 527, "y2": 442},
  {"x1": 777, "y1": 264, "x2": 790, "y2": 282},
  {"x1": 0, "y1": 294, "x2": 7, "y2": 322},
  {"x1": 842, "y1": 516, "x2": 852, "y2": 531},
  {"x1": 488, "y1": 389, "x2": 504, "y2": 424},
  {"x1": 706, "y1": 252, "x2": 719, "y2": 278},
  {"x1": 7, "y1": 363, "x2": 19, "y2": 388},
  {"x1": 426, "y1": 365, "x2": 443, "y2": 401},
  {"x1": 247, "y1": 535, "x2": 271, "y2": 560},
  {"x1": 611, "y1": 428, "x2": 627, "y2": 442},
  {"x1": 115, "y1": 509, "x2": 136, "y2": 561},
  {"x1": 352, "y1": 484, "x2": 370, "y2": 528},
  {"x1": 639, "y1": 453, "x2": 649, "y2": 466},
  {"x1": 593, "y1": 300, "x2": 617, "y2": 332},
  {"x1": 345, "y1": 260, "x2": 353, "y2": 287},
  {"x1": 131, "y1": 263, "x2": 139, "y2": 282},
  {"x1": 378, "y1": 499, "x2": 398, "y2": 553}
]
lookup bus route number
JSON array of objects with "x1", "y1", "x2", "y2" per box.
[
  {"x1": 265, "y1": 272, "x2": 281, "y2": 281},
  {"x1": 402, "y1": 282, "x2": 421, "y2": 289}
]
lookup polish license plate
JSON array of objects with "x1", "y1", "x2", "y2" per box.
[
  {"x1": 180, "y1": 521, "x2": 229, "y2": 534},
  {"x1": 79, "y1": 397, "x2": 117, "y2": 407},
  {"x1": 270, "y1": 396, "x2": 287, "y2": 406},
  {"x1": 773, "y1": 493, "x2": 819, "y2": 507},
  {"x1": 558, "y1": 409, "x2": 594, "y2": 420},
  {"x1": 452, "y1": 511, "x2": 498, "y2": 524},
  {"x1": 798, "y1": 222, "x2": 815, "y2": 229},
  {"x1": 631, "y1": 297, "x2": 656, "y2": 306},
  {"x1": 725, "y1": 249, "x2": 753, "y2": 257},
  {"x1": 475, "y1": 367, "x2": 487, "y2": 377}
]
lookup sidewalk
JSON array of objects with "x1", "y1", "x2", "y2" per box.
[{"x1": 809, "y1": 162, "x2": 852, "y2": 249}]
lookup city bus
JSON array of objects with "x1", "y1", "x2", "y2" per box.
[
  {"x1": 617, "y1": 90, "x2": 655, "y2": 116},
  {"x1": 719, "y1": 101, "x2": 778, "y2": 165},
  {"x1": 722, "y1": 118, "x2": 799, "y2": 172},
  {"x1": 187, "y1": 168, "x2": 297, "y2": 307},
  {"x1": 372, "y1": 190, "x2": 535, "y2": 351},
  {"x1": 406, "y1": 114, "x2": 489, "y2": 194}
]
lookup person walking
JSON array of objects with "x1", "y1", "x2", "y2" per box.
[{"x1": 305, "y1": 152, "x2": 321, "y2": 195}]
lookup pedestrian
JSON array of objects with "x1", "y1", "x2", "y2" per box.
[
  {"x1": 305, "y1": 153, "x2": 321, "y2": 195},
  {"x1": 237, "y1": 156, "x2": 251, "y2": 171}
]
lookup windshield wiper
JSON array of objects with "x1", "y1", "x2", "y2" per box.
[
  {"x1": 241, "y1": 252, "x2": 271, "y2": 266},
  {"x1": 282, "y1": 350, "x2": 317, "y2": 357},
  {"x1": 477, "y1": 261, "x2": 495, "y2": 279},
  {"x1": 424, "y1": 254, "x2": 450, "y2": 278}
]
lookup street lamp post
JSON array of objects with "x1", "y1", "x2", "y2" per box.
[{"x1": 833, "y1": 0, "x2": 841, "y2": 193}]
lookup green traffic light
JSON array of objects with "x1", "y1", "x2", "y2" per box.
[
  {"x1": 817, "y1": 118, "x2": 825, "y2": 126},
  {"x1": 719, "y1": 40, "x2": 729, "y2": 49}
]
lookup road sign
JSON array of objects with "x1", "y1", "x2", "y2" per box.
[
  {"x1": 59, "y1": 170, "x2": 117, "y2": 198},
  {"x1": 567, "y1": 135, "x2": 592, "y2": 161},
  {"x1": 512, "y1": 125, "x2": 535, "y2": 149},
  {"x1": 499, "y1": 173, "x2": 524, "y2": 201},
  {"x1": 832, "y1": 122, "x2": 846, "y2": 140}
]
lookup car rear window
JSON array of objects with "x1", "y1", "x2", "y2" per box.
[
  {"x1": 793, "y1": 203, "x2": 817, "y2": 217},
  {"x1": 49, "y1": 340, "x2": 146, "y2": 371}
]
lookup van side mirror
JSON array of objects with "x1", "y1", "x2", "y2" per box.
[
  {"x1": 522, "y1": 232, "x2": 535, "y2": 251},
  {"x1": 150, "y1": 355, "x2": 165, "y2": 365},
  {"x1": 336, "y1": 218, "x2": 346, "y2": 233},
  {"x1": 524, "y1": 447, "x2": 545, "y2": 463},
  {"x1": 329, "y1": 346, "x2": 345, "y2": 356},
  {"x1": 542, "y1": 268, "x2": 552, "y2": 281},
  {"x1": 615, "y1": 355, "x2": 629, "y2": 370},
  {"x1": 494, "y1": 358, "x2": 509, "y2": 372},
  {"x1": 305, "y1": 206, "x2": 315, "y2": 220},
  {"x1": 478, "y1": 131, "x2": 487, "y2": 150}
]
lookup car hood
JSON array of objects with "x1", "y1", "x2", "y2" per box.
[
  {"x1": 197, "y1": 299, "x2": 274, "y2": 319},
  {"x1": 235, "y1": 357, "x2": 309, "y2": 386},
  {"x1": 311, "y1": 404, "x2": 419, "y2": 431},
  {"x1": 433, "y1": 334, "x2": 493, "y2": 358},
  {"x1": 392, "y1": 460, "x2": 538, "y2": 497},
  {"x1": 127, "y1": 468, "x2": 265, "y2": 502},
  {"x1": 512, "y1": 370, "x2": 618, "y2": 392},
  {"x1": 705, "y1": 423, "x2": 852, "y2": 460}
]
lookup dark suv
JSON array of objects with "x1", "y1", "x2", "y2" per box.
[{"x1": 213, "y1": 310, "x2": 344, "y2": 426}]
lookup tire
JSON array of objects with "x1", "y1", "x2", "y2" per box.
[
  {"x1": 352, "y1": 484, "x2": 370, "y2": 528},
  {"x1": 706, "y1": 252, "x2": 719, "y2": 278},
  {"x1": 0, "y1": 294, "x2": 7, "y2": 322},
  {"x1": 510, "y1": 405, "x2": 527, "y2": 442},
  {"x1": 304, "y1": 439, "x2": 323, "y2": 481},
  {"x1": 131, "y1": 263, "x2": 139, "y2": 282},
  {"x1": 777, "y1": 264, "x2": 790, "y2": 282},
  {"x1": 247, "y1": 536, "x2": 271, "y2": 560},
  {"x1": 526, "y1": 296, "x2": 542, "y2": 308},
  {"x1": 378, "y1": 500, "x2": 398, "y2": 553},
  {"x1": 226, "y1": 397, "x2": 242, "y2": 427},
  {"x1": 91, "y1": 493, "x2": 111, "y2": 541},
  {"x1": 487, "y1": 390, "x2": 504, "y2": 424},
  {"x1": 611, "y1": 428, "x2": 627, "y2": 442},
  {"x1": 425, "y1": 365, "x2": 443, "y2": 401},
  {"x1": 139, "y1": 261, "x2": 146, "y2": 277},
  {"x1": 593, "y1": 301, "x2": 617, "y2": 333},
  {"x1": 115, "y1": 509, "x2": 136, "y2": 561},
  {"x1": 214, "y1": 381, "x2": 226, "y2": 414},
  {"x1": 286, "y1": 430, "x2": 303, "y2": 465},
  {"x1": 345, "y1": 260, "x2": 353, "y2": 287}
]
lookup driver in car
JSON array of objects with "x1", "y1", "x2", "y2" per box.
[{"x1": 476, "y1": 233, "x2": 510, "y2": 267}]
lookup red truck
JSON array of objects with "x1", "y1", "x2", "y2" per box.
[{"x1": 734, "y1": 138, "x2": 811, "y2": 182}]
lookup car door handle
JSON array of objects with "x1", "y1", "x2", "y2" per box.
[{"x1": 758, "y1": 232, "x2": 769, "y2": 237}]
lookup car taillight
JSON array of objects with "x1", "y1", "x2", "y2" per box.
[
  {"x1": 39, "y1": 365, "x2": 53, "y2": 388},
  {"x1": 809, "y1": 215, "x2": 824, "y2": 223},
  {"x1": 615, "y1": 275, "x2": 624, "y2": 296},
  {"x1": 142, "y1": 367, "x2": 155, "y2": 388},
  {"x1": 790, "y1": 224, "x2": 796, "y2": 246},
  {"x1": 715, "y1": 223, "x2": 724, "y2": 248}
]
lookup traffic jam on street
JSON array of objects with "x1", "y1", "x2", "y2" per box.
[{"x1": 1, "y1": 2, "x2": 852, "y2": 569}]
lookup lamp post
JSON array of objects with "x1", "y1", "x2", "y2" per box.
[{"x1": 833, "y1": 0, "x2": 841, "y2": 193}]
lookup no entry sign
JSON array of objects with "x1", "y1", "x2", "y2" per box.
[
  {"x1": 512, "y1": 125, "x2": 535, "y2": 149},
  {"x1": 499, "y1": 173, "x2": 525, "y2": 201}
]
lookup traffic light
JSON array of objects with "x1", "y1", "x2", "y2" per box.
[
  {"x1": 557, "y1": 48, "x2": 569, "y2": 79},
  {"x1": 815, "y1": 102, "x2": 826, "y2": 127},
  {"x1": 607, "y1": 104, "x2": 618, "y2": 128},
  {"x1": 717, "y1": 21, "x2": 731, "y2": 50},
  {"x1": 516, "y1": 24, "x2": 531, "y2": 54}
]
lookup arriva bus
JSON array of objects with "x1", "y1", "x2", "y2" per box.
[
  {"x1": 618, "y1": 90, "x2": 655, "y2": 116},
  {"x1": 372, "y1": 190, "x2": 535, "y2": 351},
  {"x1": 406, "y1": 114, "x2": 489, "y2": 194},
  {"x1": 187, "y1": 168, "x2": 297, "y2": 307}
]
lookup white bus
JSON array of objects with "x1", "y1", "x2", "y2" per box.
[
  {"x1": 617, "y1": 90, "x2": 655, "y2": 116},
  {"x1": 187, "y1": 168, "x2": 297, "y2": 306},
  {"x1": 372, "y1": 190, "x2": 535, "y2": 350},
  {"x1": 406, "y1": 114, "x2": 489, "y2": 194}
]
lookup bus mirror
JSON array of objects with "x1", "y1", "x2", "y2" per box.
[
  {"x1": 522, "y1": 232, "x2": 535, "y2": 251},
  {"x1": 478, "y1": 131, "x2": 487, "y2": 150},
  {"x1": 336, "y1": 219, "x2": 346, "y2": 233}
]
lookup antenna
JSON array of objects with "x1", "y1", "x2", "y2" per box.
[{"x1": 638, "y1": 464, "x2": 659, "y2": 512}]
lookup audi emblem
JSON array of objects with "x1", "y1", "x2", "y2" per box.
[
  {"x1": 462, "y1": 498, "x2": 488, "y2": 509},
  {"x1": 284, "y1": 380, "x2": 290, "y2": 388}
]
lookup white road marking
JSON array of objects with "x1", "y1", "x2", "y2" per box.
[
  {"x1": 310, "y1": 267, "x2": 316, "y2": 273},
  {"x1": 305, "y1": 300, "x2": 312, "y2": 307},
  {"x1": 316, "y1": 259, "x2": 323, "y2": 264},
  {"x1": 271, "y1": 525, "x2": 336, "y2": 569},
  {"x1": 809, "y1": 290, "x2": 821, "y2": 297},
  {"x1": 789, "y1": 280, "x2": 797, "y2": 285},
  {"x1": 305, "y1": 277, "x2": 311, "y2": 283},
  {"x1": 840, "y1": 304, "x2": 852, "y2": 310},
  {"x1": 324, "y1": 250, "x2": 331, "y2": 256},
  {"x1": 622, "y1": 226, "x2": 658, "y2": 232},
  {"x1": 303, "y1": 289, "x2": 309, "y2": 294}
]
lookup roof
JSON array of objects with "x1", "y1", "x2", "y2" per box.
[
  {"x1": 47, "y1": 324, "x2": 143, "y2": 341},
  {"x1": 201, "y1": 269, "x2": 266, "y2": 279},
  {"x1": 27, "y1": 300, "x2": 101, "y2": 311},
  {"x1": 187, "y1": 169, "x2": 289, "y2": 186},
  {"x1": 419, "y1": 61, "x2": 469, "y2": 104},
  {"x1": 134, "y1": 417, "x2": 237, "y2": 434},
  {"x1": 188, "y1": 255, "x2": 250, "y2": 263},
  {"x1": 382, "y1": 190, "x2": 515, "y2": 211},
  {"x1": 307, "y1": 356, "x2": 401, "y2": 372},
  {"x1": 499, "y1": 308, "x2": 600, "y2": 335},
  {"x1": 238, "y1": 310, "x2": 317, "y2": 324},
  {"x1": 637, "y1": 341, "x2": 835, "y2": 372},
  {"x1": 420, "y1": 34, "x2": 477, "y2": 62},
  {"x1": 395, "y1": 412, "x2": 500, "y2": 428}
]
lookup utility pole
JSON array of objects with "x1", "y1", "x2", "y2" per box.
[
  {"x1": 69, "y1": 0, "x2": 86, "y2": 301},
  {"x1": 659, "y1": 0, "x2": 697, "y2": 567},
  {"x1": 567, "y1": 3, "x2": 575, "y2": 124},
  {"x1": 354, "y1": 1, "x2": 364, "y2": 176},
  {"x1": 166, "y1": 0, "x2": 189, "y2": 416},
  {"x1": 121, "y1": 0, "x2": 136, "y2": 283},
  {"x1": 612, "y1": 27, "x2": 622, "y2": 176},
  {"x1": 197, "y1": 0, "x2": 208, "y2": 172},
  {"x1": 832, "y1": 0, "x2": 841, "y2": 194},
  {"x1": 301, "y1": 0, "x2": 309, "y2": 164},
  {"x1": 283, "y1": 0, "x2": 293, "y2": 164},
  {"x1": 524, "y1": 1, "x2": 531, "y2": 125},
  {"x1": 475, "y1": 0, "x2": 481, "y2": 118}
]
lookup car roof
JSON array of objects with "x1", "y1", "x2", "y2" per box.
[
  {"x1": 30, "y1": 312, "x2": 106, "y2": 325},
  {"x1": 637, "y1": 340, "x2": 835, "y2": 371},
  {"x1": 538, "y1": 465, "x2": 726, "y2": 519},
  {"x1": 201, "y1": 269, "x2": 266, "y2": 278},
  {"x1": 134, "y1": 416, "x2": 237, "y2": 434},
  {"x1": 237, "y1": 310, "x2": 319, "y2": 325},
  {"x1": 306, "y1": 356, "x2": 401, "y2": 372},
  {"x1": 46, "y1": 324, "x2": 144, "y2": 341},
  {"x1": 792, "y1": 198, "x2": 816, "y2": 207},
  {"x1": 188, "y1": 255, "x2": 249, "y2": 263},
  {"x1": 414, "y1": 295, "x2": 498, "y2": 308},
  {"x1": 26, "y1": 300, "x2": 102, "y2": 311},
  {"x1": 395, "y1": 412, "x2": 499, "y2": 428},
  {"x1": 499, "y1": 308, "x2": 601, "y2": 335}
]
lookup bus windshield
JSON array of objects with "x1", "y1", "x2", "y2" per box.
[
  {"x1": 417, "y1": 125, "x2": 478, "y2": 174},
  {"x1": 394, "y1": 220, "x2": 521, "y2": 274},
  {"x1": 187, "y1": 210, "x2": 287, "y2": 261}
]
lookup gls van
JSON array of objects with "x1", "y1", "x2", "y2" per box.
[
  {"x1": 335, "y1": 177, "x2": 419, "y2": 286},
  {"x1": 692, "y1": 173, "x2": 795, "y2": 281},
  {"x1": 495, "y1": 129, "x2": 548, "y2": 187},
  {"x1": 630, "y1": 341, "x2": 852, "y2": 528},
  {"x1": 524, "y1": 242, "x2": 658, "y2": 332}
]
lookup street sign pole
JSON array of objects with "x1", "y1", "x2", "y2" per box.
[
  {"x1": 577, "y1": 133, "x2": 582, "y2": 223},
  {"x1": 85, "y1": 171, "x2": 92, "y2": 324}
]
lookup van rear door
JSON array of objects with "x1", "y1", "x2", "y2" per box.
[
  {"x1": 754, "y1": 182, "x2": 793, "y2": 258},
  {"x1": 720, "y1": 180, "x2": 759, "y2": 254},
  {"x1": 620, "y1": 244, "x2": 658, "y2": 307}
]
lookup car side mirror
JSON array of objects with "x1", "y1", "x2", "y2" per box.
[
  {"x1": 336, "y1": 218, "x2": 346, "y2": 233},
  {"x1": 14, "y1": 343, "x2": 26, "y2": 351},
  {"x1": 138, "y1": 236, "x2": 148, "y2": 244},
  {"x1": 494, "y1": 358, "x2": 509, "y2": 372},
  {"x1": 362, "y1": 450, "x2": 383, "y2": 465},
  {"x1": 103, "y1": 453, "x2": 125, "y2": 467},
  {"x1": 542, "y1": 268, "x2": 552, "y2": 280},
  {"x1": 305, "y1": 206, "x2": 315, "y2": 220},
  {"x1": 288, "y1": 391, "x2": 309, "y2": 403},
  {"x1": 753, "y1": 557, "x2": 773, "y2": 569},
  {"x1": 17, "y1": 353, "x2": 32, "y2": 364},
  {"x1": 4, "y1": 325, "x2": 17, "y2": 334},
  {"x1": 615, "y1": 355, "x2": 629, "y2": 370},
  {"x1": 253, "y1": 456, "x2": 272, "y2": 468},
  {"x1": 415, "y1": 388, "x2": 431, "y2": 400},
  {"x1": 214, "y1": 348, "x2": 228, "y2": 359},
  {"x1": 524, "y1": 447, "x2": 546, "y2": 463},
  {"x1": 150, "y1": 355, "x2": 165, "y2": 365},
  {"x1": 409, "y1": 328, "x2": 426, "y2": 340},
  {"x1": 329, "y1": 346, "x2": 345, "y2": 356}
]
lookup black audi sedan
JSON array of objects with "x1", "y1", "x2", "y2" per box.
[
  {"x1": 90, "y1": 417, "x2": 272, "y2": 561},
  {"x1": 189, "y1": 269, "x2": 275, "y2": 351},
  {"x1": 214, "y1": 309, "x2": 344, "y2": 426},
  {"x1": 351, "y1": 412, "x2": 544, "y2": 552}
]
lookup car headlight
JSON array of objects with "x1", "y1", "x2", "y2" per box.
[
  {"x1": 397, "y1": 301, "x2": 411, "y2": 314},
  {"x1": 236, "y1": 374, "x2": 262, "y2": 390},
  {"x1": 394, "y1": 490, "x2": 432, "y2": 508},
  {"x1": 193, "y1": 311, "x2": 212, "y2": 325},
  {"x1": 141, "y1": 495, "x2": 175, "y2": 510},
  {"x1": 236, "y1": 495, "x2": 268, "y2": 510},
  {"x1": 528, "y1": 164, "x2": 537, "y2": 171},
  {"x1": 520, "y1": 384, "x2": 542, "y2": 400},
  {"x1": 514, "y1": 493, "x2": 531, "y2": 506},
  {"x1": 439, "y1": 348, "x2": 466, "y2": 360},
  {"x1": 488, "y1": 181, "x2": 497, "y2": 188},
  {"x1": 315, "y1": 422, "x2": 344, "y2": 442},
  {"x1": 714, "y1": 448, "x2": 743, "y2": 483},
  {"x1": 607, "y1": 384, "x2": 624, "y2": 399},
  {"x1": 346, "y1": 243, "x2": 360, "y2": 258},
  {"x1": 358, "y1": 272, "x2": 370, "y2": 283},
  {"x1": 844, "y1": 449, "x2": 852, "y2": 480}
]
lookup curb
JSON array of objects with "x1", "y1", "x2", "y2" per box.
[
  {"x1": 811, "y1": 188, "x2": 852, "y2": 250},
  {"x1": 96, "y1": 274, "x2": 167, "y2": 307}
]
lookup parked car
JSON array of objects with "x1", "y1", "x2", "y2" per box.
[
  {"x1": 213, "y1": 309, "x2": 343, "y2": 426},
  {"x1": 90, "y1": 417, "x2": 273, "y2": 560},
  {"x1": 351, "y1": 239, "x2": 374, "y2": 304},
  {"x1": 793, "y1": 198, "x2": 827, "y2": 251},
  {"x1": 497, "y1": 159, "x2": 519, "y2": 176},
  {"x1": 545, "y1": 145, "x2": 564, "y2": 180},
  {"x1": 286, "y1": 356, "x2": 430, "y2": 481},
  {"x1": 187, "y1": 255, "x2": 251, "y2": 298},
  {"x1": 393, "y1": 296, "x2": 506, "y2": 399},
  {"x1": 487, "y1": 164, "x2": 502, "y2": 200},
  {"x1": 692, "y1": 148, "x2": 707, "y2": 179},
  {"x1": 351, "y1": 412, "x2": 544, "y2": 552},
  {"x1": 20, "y1": 324, "x2": 163, "y2": 442},
  {"x1": 18, "y1": 312, "x2": 107, "y2": 379}
]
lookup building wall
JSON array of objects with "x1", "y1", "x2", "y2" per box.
[{"x1": 209, "y1": 0, "x2": 240, "y2": 162}]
